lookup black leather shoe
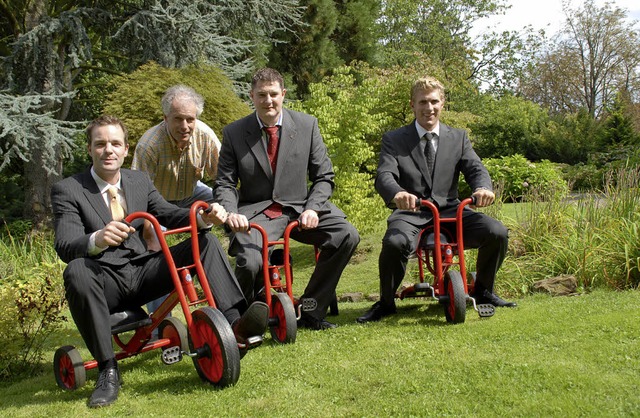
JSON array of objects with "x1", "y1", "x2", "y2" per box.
[
  {"x1": 356, "y1": 301, "x2": 397, "y2": 323},
  {"x1": 475, "y1": 290, "x2": 517, "y2": 308},
  {"x1": 88, "y1": 367, "x2": 120, "y2": 408},
  {"x1": 233, "y1": 301, "x2": 269, "y2": 344},
  {"x1": 297, "y1": 314, "x2": 338, "y2": 330}
]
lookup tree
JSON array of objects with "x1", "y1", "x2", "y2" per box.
[
  {"x1": 469, "y1": 94, "x2": 548, "y2": 161},
  {"x1": 599, "y1": 90, "x2": 639, "y2": 147},
  {"x1": 331, "y1": 0, "x2": 381, "y2": 65},
  {"x1": 0, "y1": 92, "x2": 82, "y2": 224},
  {"x1": 0, "y1": 0, "x2": 304, "y2": 227},
  {"x1": 376, "y1": 0, "x2": 536, "y2": 95},
  {"x1": 267, "y1": 0, "x2": 342, "y2": 97},
  {"x1": 519, "y1": 0, "x2": 640, "y2": 118}
]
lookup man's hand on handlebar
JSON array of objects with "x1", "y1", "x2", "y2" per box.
[
  {"x1": 225, "y1": 212, "x2": 250, "y2": 232},
  {"x1": 95, "y1": 221, "x2": 135, "y2": 248},
  {"x1": 393, "y1": 191, "x2": 419, "y2": 211},
  {"x1": 471, "y1": 188, "x2": 495, "y2": 208},
  {"x1": 201, "y1": 202, "x2": 229, "y2": 226}
]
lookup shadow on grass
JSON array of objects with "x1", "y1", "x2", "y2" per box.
[{"x1": 4, "y1": 351, "x2": 226, "y2": 411}]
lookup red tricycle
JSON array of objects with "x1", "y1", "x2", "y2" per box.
[
  {"x1": 397, "y1": 197, "x2": 495, "y2": 323},
  {"x1": 53, "y1": 201, "x2": 241, "y2": 391},
  {"x1": 249, "y1": 220, "x2": 339, "y2": 343}
]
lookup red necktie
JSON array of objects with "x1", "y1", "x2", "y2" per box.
[
  {"x1": 263, "y1": 126, "x2": 279, "y2": 174},
  {"x1": 262, "y1": 126, "x2": 282, "y2": 219}
]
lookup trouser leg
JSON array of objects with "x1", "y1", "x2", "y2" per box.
[{"x1": 292, "y1": 217, "x2": 360, "y2": 320}]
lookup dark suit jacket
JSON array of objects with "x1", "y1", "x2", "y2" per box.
[
  {"x1": 215, "y1": 109, "x2": 345, "y2": 219},
  {"x1": 375, "y1": 121, "x2": 492, "y2": 224},
  {"x1": 51, "y1": 168, "x2": 190, "y2": 266}
]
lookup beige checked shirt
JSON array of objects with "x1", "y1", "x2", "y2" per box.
[{"x1": 132, "y1": 119, "x2": 221, "y2": 201}]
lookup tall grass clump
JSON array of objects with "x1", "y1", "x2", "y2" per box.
[
  {"x1": 504, "y1": 167, "x2": 640, "y2": 292},
  {"x1": 0, "y1": 227, "x2": 66, "y2": 381}
]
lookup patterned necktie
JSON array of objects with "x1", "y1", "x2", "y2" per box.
[
  {"x1": 107, "y1": 186, "x2": 125, "y2": 221},
  {"x1": 423, "y1": 132, "x2": 436, "y2": 179},
  {"x1": 263, "y1": 126, "x2": 280, "y2": 174},
  {"x1": 262, "y1": 126, "x2": 283, "y2": 219}
]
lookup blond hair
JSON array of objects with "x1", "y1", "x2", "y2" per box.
[{"x1": 410, "y1": 76, "x2": 445, "y2": 101}]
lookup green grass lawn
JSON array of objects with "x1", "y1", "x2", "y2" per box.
[
  {"x1": 2, "y1": 210, "x2": 639, "y2": 417},
  {"x1": 2, "y1": 289, "x2": 639, "y2": 417}
]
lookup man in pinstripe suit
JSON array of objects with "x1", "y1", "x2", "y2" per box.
[{"x1": 51, "y1": 115, "x2": 267, "y2": 407}]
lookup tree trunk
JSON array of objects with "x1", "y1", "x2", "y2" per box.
[{"x1": 24, "y1": 146, "x2": 63, "y2": 229}]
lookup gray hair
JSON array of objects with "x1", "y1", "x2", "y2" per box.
[{"x1": 161, "y1": 85, "x2": 205, "y2": 116}]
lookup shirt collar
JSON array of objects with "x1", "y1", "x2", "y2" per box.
[
  {"x1": 255, "y1": 112, "x2": 283, "y2": 129},
  {"x1": 415, "y1": 120, "x2": 440, "y2": 139},
  {"x1": 91, "y1": 166, "x2": 122, "y2": 194}
]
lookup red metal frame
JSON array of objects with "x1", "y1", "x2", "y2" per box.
[
  {"x1": 81, "y1": 200, "x2": 218, "y2": 371},
  {"x1": 413, "y1": 197, "x2": 474, "y2": 297},
  {"x1": 250, "y1": 221, "x2": 301, "y2": 310}
]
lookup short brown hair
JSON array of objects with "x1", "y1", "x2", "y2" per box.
[
  {"x1": 251, "y1": 68, "x2": 285, "y2": 91},
  {"x1": 411, "y1": 76, "x2": 445, "y2": 101},
  {"x1": 85, "y1": 115, "x2": 129, "y2": 146}
]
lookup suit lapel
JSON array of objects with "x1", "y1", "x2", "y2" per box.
[
  {"x1": 244, "y1": 113, "x2": 272, "y2": 179},
  {"x1": 81, "y1": 169, "x2": 112, "y2": 225},
  {"x1": 275, "y1": 110, "x2": 296, "y2": 184},
  {"x1": 406, "y1": 124, "x2": 432, "y2": 188},
  {"x1": 121, "y1": 170, "x2": 141, "y2": 215}
]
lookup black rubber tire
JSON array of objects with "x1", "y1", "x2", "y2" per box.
[
  {"x1": 269, "y1": 292, "x2": 297, "y2": 344},
  {"x1": 158, "y1": 316, "x2": 189, "y2": 352},
  {"x1": 188, "y1": 307, "x2": 240, "y2": 387},
  {"x1": 444, "y1": 270, "x2": 467, "y2": 324},
  {"x1": 53, "y1": 345, "x2": 86, "y2": 391}
]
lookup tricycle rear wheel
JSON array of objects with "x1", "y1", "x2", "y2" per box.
[{"x1": 53, "y1": 345, "x2": 86, "y2": 390}]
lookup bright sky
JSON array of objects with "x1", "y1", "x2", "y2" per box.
[{"x1": 472, "y1": 0, "x2": 640, "y2": 37}]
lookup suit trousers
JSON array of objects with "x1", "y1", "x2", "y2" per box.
[
  {"x1": 63, "y1": 233, "x2": 244, "y2": 363},
  {"x1": 229, "y1": 211, "x2": 360, "y2": 320},
  {"x1": 378, "y1": 207, "x2": 508, "y2": 306}
]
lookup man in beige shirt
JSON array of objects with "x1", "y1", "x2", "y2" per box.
[{"x1": 132, "y1": 85, "x2": 221, "y2": 317}]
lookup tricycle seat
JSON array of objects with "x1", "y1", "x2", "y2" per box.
[
  {"x1": 418, "y1": 232, "x2": 450, "y2": 250},
  {"x1": 110, "y1": 307, "x2": 152, "y2": 335}
]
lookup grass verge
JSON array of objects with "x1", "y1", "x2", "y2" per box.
[{"x1": 1, "y1": 289, "x2": 639, "y2": 417}]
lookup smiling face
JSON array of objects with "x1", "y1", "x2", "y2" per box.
[
  {"x1": 164, "y1": 98, "x2": 198, "y2": 148},
  {"x1": 250, "y1": 80, "x2": 286, "y2": 126},
  {"x1": 411, "y1": 88, "x2": 444, "y2": 132},
  {"x1": 87, "y1": 123, "x2": 129, "y2": 184}
]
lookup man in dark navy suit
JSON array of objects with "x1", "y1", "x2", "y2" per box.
[{"x1": 357, "y1": 76, "x2": 515, "y2": 324}]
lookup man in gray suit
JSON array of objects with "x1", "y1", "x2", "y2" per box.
[
  {"x1": 51, "y1": 115, "x2": 268, "y2": 408},
  {"x1": 215, "y1": 68, "x2": 360, "y2": 330},
  {"x1": 357, "y1": 76, "x2": 515, "y2": 323}
]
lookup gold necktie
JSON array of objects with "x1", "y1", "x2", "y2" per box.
[{"x1": 107, "y1": 187, "x2": 125, "y2": 221}]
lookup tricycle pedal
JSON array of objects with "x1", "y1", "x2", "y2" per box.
[
  {"x1": 161, "y1": 346, "x2": 182, "y2": 365},
  {"x1": 238, "y1": 335, "x2": 264, "y2": 352},
  {"x1": 476, "y1": 303, "x2": 495, "y2": 318},
  {"x1": 300, "y1": 298, "x2": 318, "y2": 312},
  {"x1": 413, "y1": 282, "x2": 432, "y2": 292}
]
